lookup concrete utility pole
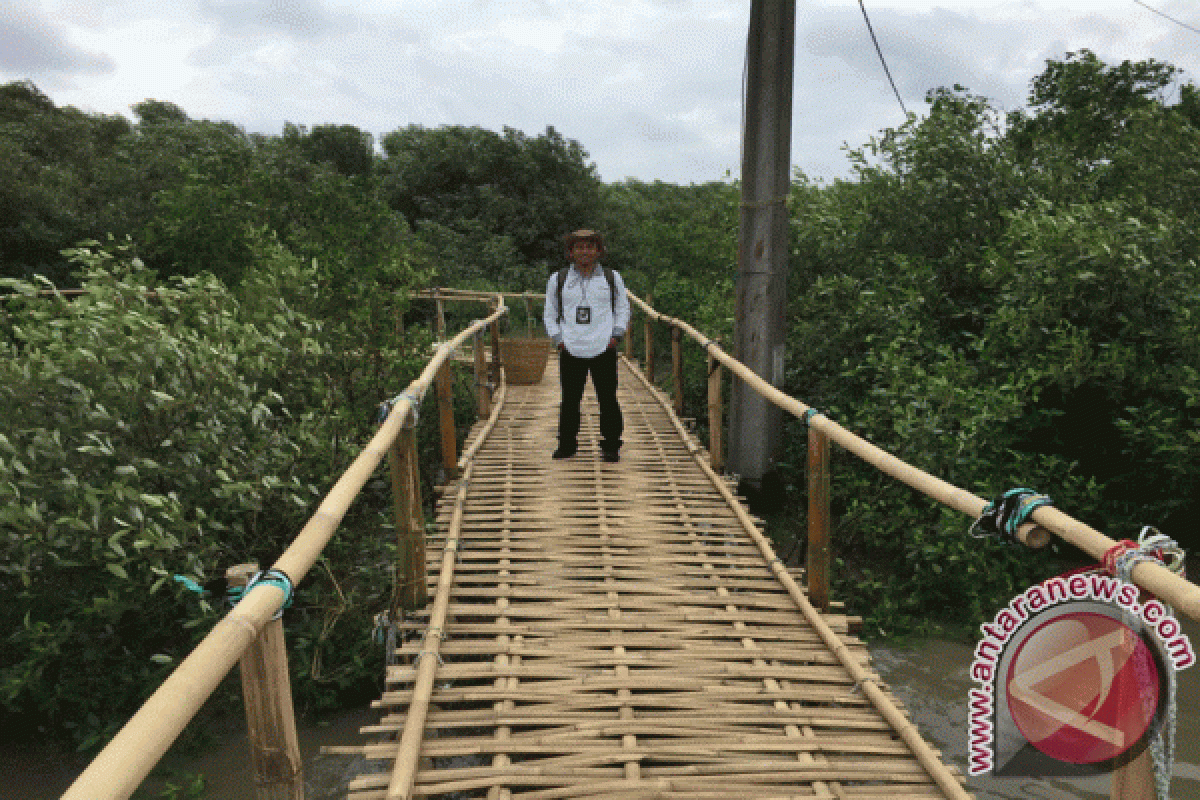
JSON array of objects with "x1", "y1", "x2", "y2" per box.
[{"x1": 729, "y1": 0, "x2": 796, "y2": 491}]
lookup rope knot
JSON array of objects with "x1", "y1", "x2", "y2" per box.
[
  {"x1": 971, "y1": 488, "x2": 1053, "y2": 544},
  {"x1": 228, "y1": 568, "x2": 294, "y2": 619},
  {"x1": 1103, "y1": 526, "x2": 1185, "y2": 583}
]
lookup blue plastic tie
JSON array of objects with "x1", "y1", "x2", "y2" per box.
[
  {"x1": 228, "y1": 568, "x2": 294, "y2": 618},
  {"x1": 172, "y1": 574, "x2": 208, "y2": 596}
]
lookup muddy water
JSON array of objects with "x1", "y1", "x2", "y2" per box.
[
  {"x1": 871, "y1": 616, "x2": 1200, "y2": 799},
  {"x1": 0, "y1": 707, "x2": 379, "y2": 800},
  {"x1": 7, "y1": 621, "x2": 1200, "y2": 799}
]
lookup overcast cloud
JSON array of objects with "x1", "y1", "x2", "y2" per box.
[{"x1": 3, "y1": 0, "x2": 1198, "y2": 184}]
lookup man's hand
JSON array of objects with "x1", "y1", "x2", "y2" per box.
[{"x1": 608, "y1": 337, "x2": 618, "y2": 351}]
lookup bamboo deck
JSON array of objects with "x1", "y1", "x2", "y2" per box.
[{"x1": 339, "y1": 356, "x2": 969, "y2": 799}]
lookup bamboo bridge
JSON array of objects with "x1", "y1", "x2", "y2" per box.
[{"x1": 59, "y1": 289, "x2": 1200, "y2": 800}]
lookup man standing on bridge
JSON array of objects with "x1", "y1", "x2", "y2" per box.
[{"x1": 543, "y1": 229, "x2": 631, "y2": 463}]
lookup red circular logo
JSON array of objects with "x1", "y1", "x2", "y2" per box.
[{"x1": 1005, "y1": 611, "x2": 1160, "y2": 764}]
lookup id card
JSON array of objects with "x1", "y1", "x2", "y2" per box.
[{"x1": 576, "y1": 306, "x2": 592, "y2": 324}]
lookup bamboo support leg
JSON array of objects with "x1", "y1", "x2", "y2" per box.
[
  {"x1": 1110, "y1": 738, "x2": 1156, "y2": 799},
  {"x1": 489, "y1": 310, "x2": 502, "y2": 393},
  {"x1": 226, "y1": 564, "x2": 304, "y2": 800},
  {"x1": 671, "y1": 326, "x2": 684, "y2": 416},
  {"x1": 707, "y1": 346, "x2": 724, "y2": 472},
  {"x1": 474, "y1": 331, "x2": 490, "y2": 418},
  {"x1": 434, "y1": 295, "x2": 446, "y2": 341},
  {"x1": 435, "y1": 361, "x2": 458, "y2": 483},
  {"x1": 807, "y1": 426, "x2": 831, "y2": 612},
  {"x1": 390, "y1": 428, "x2": 427, "y2": 610},
  {"x1": 523, "y1": 296, "x2": 534, "y2": 338},
  {"x1": 644, "y1": 319, "x2": 654, "y2": 384}
]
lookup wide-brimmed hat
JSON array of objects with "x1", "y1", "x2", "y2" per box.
[{"x1": 563, "y1": 229, "x2": 605, "y2": 254}]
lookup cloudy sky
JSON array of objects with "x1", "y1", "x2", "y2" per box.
[{"x1": 3, "y1": 0, "x2": 1198, "y2": 184}]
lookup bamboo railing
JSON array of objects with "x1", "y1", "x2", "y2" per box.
[
  {"x1": 627, "y1": 289, "x2": 1200, "y2": 620},
  {"x1": 60, "y1": 296, "x2": 509, "y2": 800},
  {"x1": 626, "y1": 289, "x2": 1197, "y2": 800}
]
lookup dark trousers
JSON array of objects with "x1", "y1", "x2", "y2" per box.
[{"x1": 558, "y1": 347, "x2": 623, "y2": 452}]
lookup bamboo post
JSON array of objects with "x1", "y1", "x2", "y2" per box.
[
  {"x1": 225, "y1": 564, "x2": 304, "y2": 800},
  {"x1": 434, "y1": 293, "x2": 446, "y2": 340},
  {"x1": 624, "y1": 294, "x2": 634, "y2": 362},
  {"x1": 671, "y1": 326, "x2": 684, "y2": 416},
  {"x1": 389, "y1": 424, "x2": 427, "y2": 609},
  {"x1": 644, "y1": 294, "x2": 655, "y2": 383},
  {"x1": 806, "y1": 427, "x2": 832, "y2": 612},
  {"x1": 524, "y1": 296, "x2": 534, "y2": 338},
  {"x1": 473, "y1": 330, "x2": 490, "y2": 418},
  {"x1": 488, "y1": 303, "x2": 503, "y2": 394},
  {"x1": 707, "y1": 341, "x2": 724, "y2": 472},
  {"x1": 1110, "y1": 584, "x2": 1158, "y2": 800},
  {"x1": 435, "y1": 360, "x2": 458, "y2": 483}
]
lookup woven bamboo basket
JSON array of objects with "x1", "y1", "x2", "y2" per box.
[{"x1": 498, "y1": 337, "x2": 551, "y2": 384}]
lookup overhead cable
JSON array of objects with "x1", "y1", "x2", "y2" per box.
[
  {"x1": 1133, "y1": 0, "x2": 1200, "y2": 36},
  {"x1": 857, "y1": 0, "x2": 908, "y2": 117}
]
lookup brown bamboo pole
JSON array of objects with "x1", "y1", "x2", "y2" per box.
[
  {"x1": 61, "y1": 299, "x2": 508, "y2": 800},
  {"x1": 624, "y1": 290, "x2": 1200, "y2": 622},
  {"x1": 413, "y1": 288, "x2": 542, "y2": 301},
  {"x1": 524, "y1": 296, "x2": 534, "y2": 338},
  {"x1": 435, "y1": 293, "x2": 446, "y2": 340},
  {"x1": 644, "y1": 293, "x2": 655, "y2": 383},
  {"x1": 226, "y1": 564, "x2": 304, "y2": 800},
  {"x1": 474, "y1": 330, "x2": 490, "y2": 418},
  {"x1": 435, "y1": 360, "x2": 459, "y2": 483},
  {"x1": 671, "y1": 327, "x2": 684, "y2": 417},
  {"x1": 488, "y1": 304, "x2": 502, "y2": 402},
  {"x1": 386, "y1": 382, "x2": 509, "y2": 800},
  {"x1": 707, "y1": 340, "x2": 724, "y2": 473},
  {"x1": 623, "y1": 357, "x2": 972, "y2": 800},
  {"x1": 807, "y1": 427, "x2": 831, "y2": 613},
  {"x1": 391, "y1": 424, "x2": 427, "y2": 609}
]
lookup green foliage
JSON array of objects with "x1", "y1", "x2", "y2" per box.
[
  {"x1": 784, "y1": 51, "x2": 1200, "y2": 636},
  {"x1": 380, "y1": 124, "x2": 602, "y2": 288},
  {"x1": 1, "y1": 236, "x2": 432, "y2": 744},
  {"x1": 599, "y1": 179, "x2": 739, "y2": 430}
]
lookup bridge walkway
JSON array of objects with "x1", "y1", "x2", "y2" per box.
[{"x1": 340, "y1": 356, "x2": 968, "y2": 799}]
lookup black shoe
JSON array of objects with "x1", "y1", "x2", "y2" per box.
[
  {"x1": 552, "y1": 446, "x2": 576, "y2": 459},
  {"x1": 602, "y1": 449, "x2": 620, "y2": 463}
]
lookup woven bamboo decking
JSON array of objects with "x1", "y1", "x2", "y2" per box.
[{"x1": 340, "y1": 356, "x2": 969, "y2": 799}]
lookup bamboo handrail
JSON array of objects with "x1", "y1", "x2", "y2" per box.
[
  {"x1": 625, "y1": 290, "x2": 1200, "y2": 623},
  {"x1": 414, "y1": 287, "x2": 544, "y2": 301},
  {"x1": 61, "y1": 298, "x2": 509, "y2": 800},
  {"x1": 385, "y1": 379, "x2": 510, "y2": 799}
]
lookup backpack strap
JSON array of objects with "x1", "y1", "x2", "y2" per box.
[
  {"x1": 556, "y1": 266, "x2": 616, "y2": 324},
  {"x1": 603, "y1": 267, "x2": 616, "y2": 313},
  {"x1": 555, "y1": 267, "x2": 569, "y2": 324}
]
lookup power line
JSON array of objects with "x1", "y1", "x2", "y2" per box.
[
  {"x1": 857, "y1": 0, "x2": 908, "y2": 117},
  {"x1": 1133, "y1": 0, "x2": 1200, "y2": 35}
]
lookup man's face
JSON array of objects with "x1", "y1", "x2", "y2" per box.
[{"x1": 571, "y1": 240, "x2": 600, "y2": 269}]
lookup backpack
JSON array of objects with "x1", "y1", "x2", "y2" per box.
[{"x1": 556, "y1": 266, "x2": 617, "y2": 324}]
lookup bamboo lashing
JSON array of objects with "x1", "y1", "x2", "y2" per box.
[
  {"x1": 61, "y1": 299, "x2": 509, "y2": 800},
  {"x1": 625, "y1": 290, "x2": 1200, "y2": 623}
]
